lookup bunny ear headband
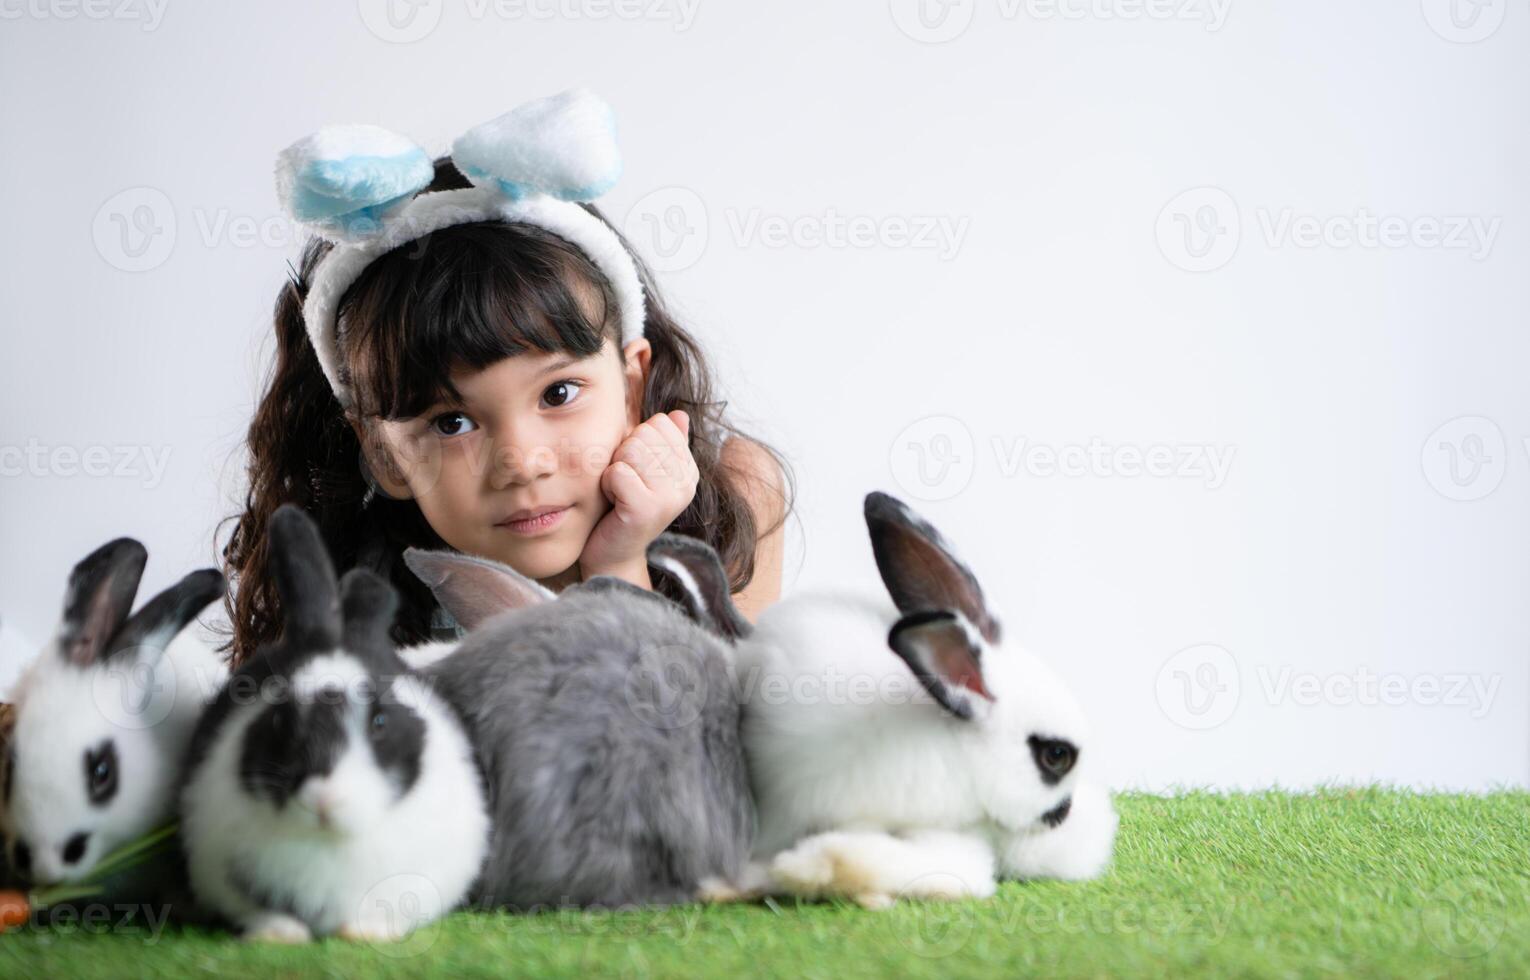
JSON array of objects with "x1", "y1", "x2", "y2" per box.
[{"x1": 274, "y1": 89, "x2": 645, "y2": 411}]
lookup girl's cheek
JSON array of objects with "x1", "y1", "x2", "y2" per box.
[
  {"x1": 429, "y1": 444, "x2": 479, "y2": 498},
  {"x1": 372, "y1": 425, "x2": 446, "y2": 496},
  {"x1": 565, "y1": 438, "x2": 613, "y2": 483},
  {"x1": 559, "y1": 414, "x2": 627, "y2": 484},
  {"x1": 441, "y1": 431, "x2": 494, "y2": 482}
]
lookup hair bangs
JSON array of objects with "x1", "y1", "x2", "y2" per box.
[{"x1": 338, "y1": 221, "x2": 615, "y2": 420}]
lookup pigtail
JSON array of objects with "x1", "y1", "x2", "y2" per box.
[{"x1": 215, "y1": 239, "x2": 445, "y2": 666}]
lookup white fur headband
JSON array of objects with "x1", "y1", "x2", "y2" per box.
[{"x1": 274, "y1": 89, "x2": 646, "y2": 410}]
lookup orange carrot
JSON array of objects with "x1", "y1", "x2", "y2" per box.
[{"x1": 0, "y1": 891, "x2": 29, "y2": 932}]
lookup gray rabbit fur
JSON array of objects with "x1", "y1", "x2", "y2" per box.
[{"x1": 405, "y1": 546, "x2": 754, "y2": 910}]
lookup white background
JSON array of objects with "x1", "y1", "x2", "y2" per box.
[{"x1": 1, "y1": 0, "x2": 1525, "y2": 791}]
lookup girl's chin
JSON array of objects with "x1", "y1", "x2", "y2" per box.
[
  {"x1": 495, "y1": 543, "x2": 578, "y2": 580},
  {"x1": 484, "y1": 529, "x2": 586, "y2": 583}
]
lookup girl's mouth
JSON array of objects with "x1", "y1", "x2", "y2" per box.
[{"x1": 496, "y1": 505, "x2": 570, "y2": 536}]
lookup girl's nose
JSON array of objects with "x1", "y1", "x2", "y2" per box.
[{"x1": 488, "y1": 431, "x2": 560, "y2": 488}]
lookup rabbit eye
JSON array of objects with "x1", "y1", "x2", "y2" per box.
[
  {"x1": 1027, "y1": 736, "x2": 1077, "y2": 784},
  {"x1": 84, "y1": 740, "x2": 119, "y2": 805},
  {"x1": 370, "y1": 710, "x2": 388, "y2": 733}
]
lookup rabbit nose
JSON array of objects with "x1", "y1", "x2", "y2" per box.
[
  {"x1": 62, "y1": 831, "x2": 90, "y2": 865},
  {"x1": 300, "y1": 781, "x2": 340, "y2": 826}
]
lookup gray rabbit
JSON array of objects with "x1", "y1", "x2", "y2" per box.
[{"x1": 403, "y1": 544, "x2": 754, "y2": 910}]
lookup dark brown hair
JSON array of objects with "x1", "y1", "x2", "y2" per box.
[{"x1": 217, "y1": 159, "x2": 794, "y2": 665}]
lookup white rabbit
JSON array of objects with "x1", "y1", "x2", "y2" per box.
[
  {"x1": 1, "y1": 537, "x2": 227, "y2": 888},
  {"x1": 178, "y1": 505, "x2": 488, "y2": 943},
  {"x1": 647, "y1": 491, "x2": 1118, "y2": 908}
]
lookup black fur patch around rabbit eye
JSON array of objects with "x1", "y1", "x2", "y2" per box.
[
  {"x1": 1027, "y1": 735, "x2": 1078, "y2": 785},
  {"x1": 365, "y1": 702, "x2": 425, "y2": 799},
  {"x1": 84, "y1": 740, "x2": 118, "y2": 806},
  {"x1": 240, "y1": 702, "x2": 299, "y2": 806},
  {"x1": 239, "y1": 701, "x2": 344, "y2": 807}
]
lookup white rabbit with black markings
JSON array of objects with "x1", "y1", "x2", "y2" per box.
[
  {"x1": 647, "y1": 491, "x2": 1118, "y2": 908},
  {"x1": 177, "y1": 505, "x2": 489, "y2": 943},
  {"x1": 2, "y1": 536, "x2": 227, "y2": 888}
]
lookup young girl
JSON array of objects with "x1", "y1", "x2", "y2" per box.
[{"x1": 218, "y1": 91, "x2": 793, "y2": 665}]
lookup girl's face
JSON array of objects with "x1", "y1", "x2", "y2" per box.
[{"x1": 363, "y1": 337, "x2": 648, "y2": 589}]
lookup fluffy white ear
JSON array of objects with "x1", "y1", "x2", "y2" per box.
[
  {"x1": 403, "y1": 548, "x2": 555, "y2": 632},
  {"x1": 887, "y1": 609, "x2": 994, "y2": 720},
  {"x1": 451, "y1": 88, "x2": 622, "y2": 202},
  {"x1": 275, "y1": 124, "x2": 435, "y2": 243}
]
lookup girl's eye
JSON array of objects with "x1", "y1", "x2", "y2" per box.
[
  {"x1": 541, "y1": 381, "x2": 584, "y2": 409},
  {"x1": 430, "y1": 411, "x2": 478, "y2": 437}
]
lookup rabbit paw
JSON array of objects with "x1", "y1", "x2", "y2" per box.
[
  {"x1": 770, "y1": 833, "x2": 893, "y2": 908},
  {"x1": 337, "y1": 918, "x2": 410, "y2": 943},
  {"x1": 241, "y1": 912, "x2": 312, "y2": 944},
  {"x1": 854, "y1": 891, "x2": 895, "y2": 910},
  {"x1": 696, "y1": 861, "x2": 774, "y2": 903}
]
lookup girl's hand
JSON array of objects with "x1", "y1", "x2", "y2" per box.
[{"x1": 578, "y1": 410, "x2": 699, "y2": 584}]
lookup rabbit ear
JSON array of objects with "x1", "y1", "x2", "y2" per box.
[
  {"x1": 864, "y1": 491, "x2": 1001, "y2": 645},
  {"x1": 403, "y1": 548, "x2": 554, "y2": 632},
  {"x1": 108, "y1": 568, "x2": 225, "y2": 668},
  {"x1": 339, "y1": 568, "x2": 400, "y2": 662},
  {"x1": 275, "y1": 123, "x2": 435, "y2": 243},
  {"x1": 646, "y1": 533, "x2": 753, "y2": 641},
  {"x1": 451, "y1": 89, "x2": 622, "y2": 202},
  {"x1": 888, "y1": 609, "x2": 994, "y2": 720},
  {"x1": 58, "y1": 537, "x2": 148, "y2": 668},
  {"x1": 269, "y1": 504, "x2": 342, "y2": 648}
]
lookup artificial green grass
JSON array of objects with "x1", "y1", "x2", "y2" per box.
[{"x1": 4, "y1": 788, "x2": 1527, "y2": 978}]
